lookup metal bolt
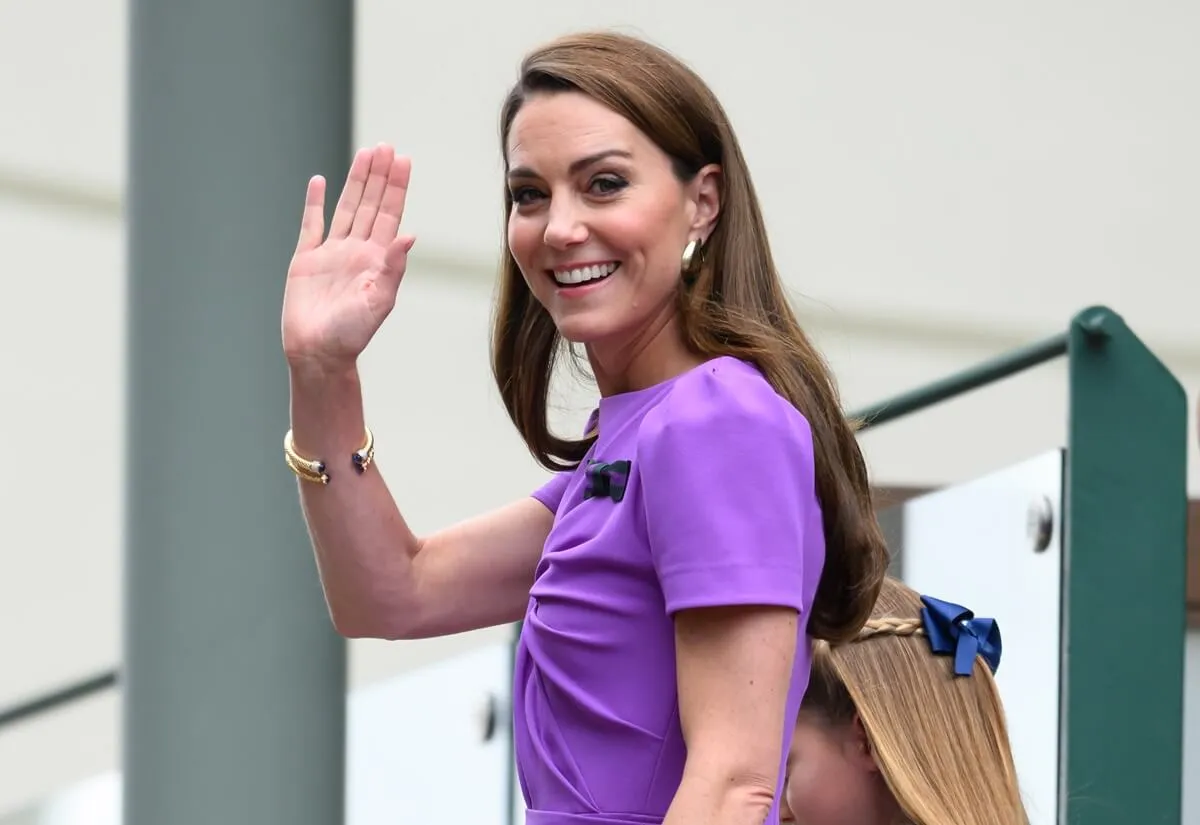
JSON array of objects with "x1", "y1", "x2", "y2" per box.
[
  {"x1": 1027, "y1": 495, "x2": 1054, "y2": 553},
  {"x1": 478, "y1": 693, "x2": 502, "y2": 743}
]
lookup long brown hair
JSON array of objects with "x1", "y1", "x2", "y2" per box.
[
  {"x1": 803, "y1": 577, "x2": 1030, "y2": 825},
  {"x1": 491, "y1": 31, "x2": 887, "y2": 642}
]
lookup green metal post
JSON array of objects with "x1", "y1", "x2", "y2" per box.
[
  {"x1": 123, "y1": 1, "x2": 351, "y2": 822},
  {"x1": 1060, "y1": 306, "x2": 1188, "y2": 825}
]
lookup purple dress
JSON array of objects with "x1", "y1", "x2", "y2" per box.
[{"x1": 514, "y1": 356, "x2": 825, "y2": 825}]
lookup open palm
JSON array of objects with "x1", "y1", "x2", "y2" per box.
[{"x1": 282, "y1": 144, "x2": 415, "y2": 370}]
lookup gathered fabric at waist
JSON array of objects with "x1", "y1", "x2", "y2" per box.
[{"x1": 525, "y1": 810, "x2": 663, "y2": 825}]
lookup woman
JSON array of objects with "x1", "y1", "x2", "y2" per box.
[
  {"x1": 780, "y1": 577, "x2": 1027, "y2": 825},
  {"x1": 281, "y1": 31, "x2": 888, "y2": 825}
]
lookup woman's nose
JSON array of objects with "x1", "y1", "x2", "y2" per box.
[{"x1": 543, "y1": 199, "x2": 588, "y2": 249}]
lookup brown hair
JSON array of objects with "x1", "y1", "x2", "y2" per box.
[
  {"x1": 803, "y1": 577, "x2": 1029, "y2": 825},
  {"x1": 490, "y1": 30, "x2": 887, "y2": 642}
]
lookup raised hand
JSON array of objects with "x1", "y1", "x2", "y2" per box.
[{"x1": 282, "y1": 144, "x2": 415, "y2": 374}]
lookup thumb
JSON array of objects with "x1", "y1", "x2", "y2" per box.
[{"x1": 383, "y1": 234, "x2": 416, "y2": 274}]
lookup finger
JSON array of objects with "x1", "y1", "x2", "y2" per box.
[
  {"x1": 371, "y1": 156, "x2": 413, "y2": 244},
  {"x1": 295, "y1": 175, "x2": 326, "y2": 253},
  {"x1": 351, "y1": 144, "x2": 394, "y2": 239},
  {"x1": 383, "y1": 234, "x2": 416, "y2": 276},
  {"x1": 328, "y1": 148, "x2": 372, "y2": 239}
]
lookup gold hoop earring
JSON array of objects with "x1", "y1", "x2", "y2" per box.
[{"x1": 681, "y1": 238, "x2": 703, "y2": 281}]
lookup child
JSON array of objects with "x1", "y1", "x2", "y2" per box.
[{"x1": 780, "y1": 577, "x2": 1027, "y2": 825}]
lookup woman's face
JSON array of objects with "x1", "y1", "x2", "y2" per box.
[
  {"x1": 505, "y1": 91, "x2": 719, "y2": 353},
  {"x1": 781, "y1": 713, "x2": 899, "y2": 825}
]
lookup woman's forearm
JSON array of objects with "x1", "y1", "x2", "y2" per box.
[{"x1": 288, "y1": 362, "x2": 422, "y2": 638}]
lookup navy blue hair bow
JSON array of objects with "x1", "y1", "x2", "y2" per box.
[{"x1": 919, "y1": 595, "x2": 1002, "y2": 677}]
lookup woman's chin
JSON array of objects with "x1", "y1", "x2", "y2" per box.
[
  {"x1": 552, "y1": 315, "x2": 613, "y2": 346},
  {"x1": 556, "y1": 327, "x2": 596, "y2": 345}
]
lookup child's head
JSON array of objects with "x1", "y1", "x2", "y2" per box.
[{"x1": 781, "y1": 577, "x2": 1027, "y2": 825}]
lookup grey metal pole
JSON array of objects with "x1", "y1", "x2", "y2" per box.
[{"x1": 123, "y1": 1, "x2": 350, "y2": 823}]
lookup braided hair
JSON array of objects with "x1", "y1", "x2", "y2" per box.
[
  {"x1": 801, "y1": 578, "x2": 1029, "y2": 825},
  {"x1": 855, "y1": 617, "x2": 923, "y2": 641}
]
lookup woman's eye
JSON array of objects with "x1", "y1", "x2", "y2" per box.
[
  {"x1": 511, "y1": 187, "x2": 544, "y2": 206},
  {"x1": 589, "y1": 175, "x2": 627, "y2": 195}
]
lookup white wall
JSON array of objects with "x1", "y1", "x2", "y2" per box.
[{"x1": 0, "y1": 0, "x2": 1197, "y2": 818}]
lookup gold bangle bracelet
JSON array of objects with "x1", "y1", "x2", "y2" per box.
[
  {"x1": 350, "y1": 427, "x2": 375, "y2": 475},
  {"x1": 284, "y1": 427, "x2": 374, "y2": 485},
  {"x1": 284, "y1": 448, "x2": 328, "y2": 485}
]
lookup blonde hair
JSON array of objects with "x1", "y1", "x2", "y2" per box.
[{"x1": 803, "y1": 577, "x2": 1029, "y2": 825}]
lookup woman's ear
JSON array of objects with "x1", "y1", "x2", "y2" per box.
[
  {"x1": 688, "y1": 163, "x2": 722, "y2": 240},
  {"x1": 849, "y1": 713, "x2": 882, "y2": 773}
]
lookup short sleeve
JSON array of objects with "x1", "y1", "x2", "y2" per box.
[
  {"x1": 531, "y1": 472, "x2": 572, "y2": 514},
  {"x1": 638, "y1": 369, "x2": 817, "y2": 615},
  {"x1": 530, "y1": 409, "x2": 599, "y2": 515}
]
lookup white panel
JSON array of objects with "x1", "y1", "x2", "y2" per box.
[
  {"x1": 0, "y1": 773, "x2": 120, "y2": 825},
  {"x1": 346, "y1": 644, "x2": 512, "y2": 825},
  {"x1": 0, "y1": 693, "x2": 119, "y2": 820},
  {"x1": 901, "y1": 450, "x2": 1063, "y2": 825}
]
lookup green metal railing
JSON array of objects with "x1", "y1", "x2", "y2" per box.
[
  {"x1": 851, "y1": 329, "x2": 1071, "y2": 431},
  {"x1": 0, "y1": 671, "x2": 117, "y2": 729}
]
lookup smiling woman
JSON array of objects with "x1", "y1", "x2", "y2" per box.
[
  {"x1": 503, "y1": 95, "x2": 714, "y2": 369},
  {"x1": 280, "y1": 30, "x2": 889, "y2": 825}
]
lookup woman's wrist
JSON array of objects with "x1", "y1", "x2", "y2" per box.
[
  {"x1": 288, "y1": 361, "x2": 367, "y2": 454},
  {"x1": 287, "y1": 353, "x2": 361, "y2": 388}
]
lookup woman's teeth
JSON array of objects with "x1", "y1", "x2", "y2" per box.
[{"x1": 553, "y1": 262, "x2": 620, "y2": 286}]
